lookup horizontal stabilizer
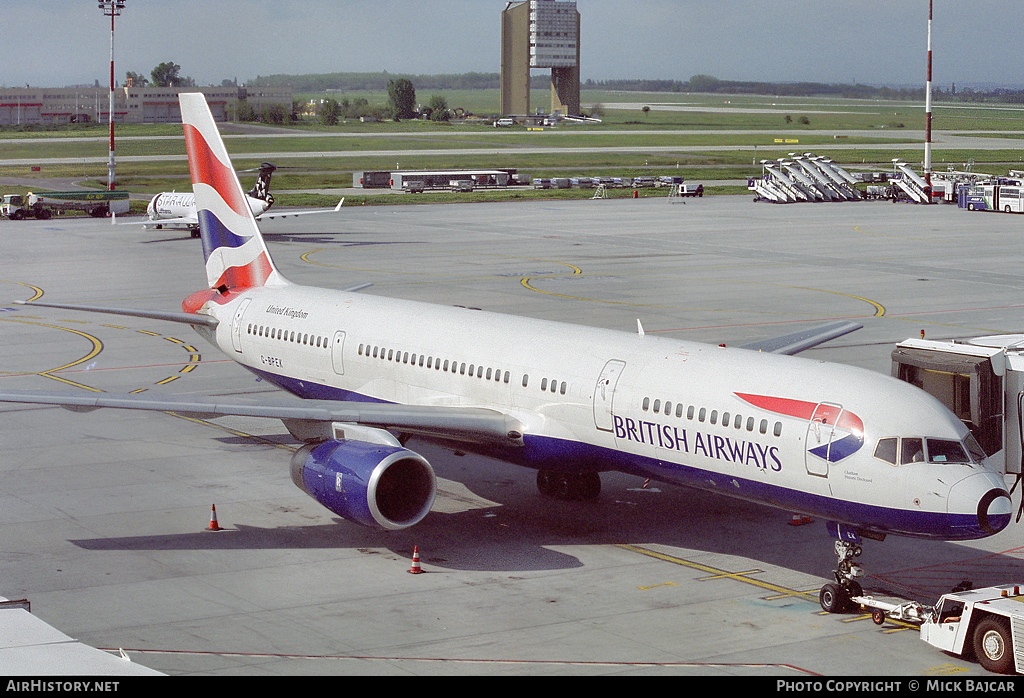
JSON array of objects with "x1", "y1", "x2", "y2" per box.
[
  {"x1": 738, "y1": 320, "x2": 862, "y2": 355},
  {"x1": 13, "y1": 300, "x2": 219, "y2": 328}
]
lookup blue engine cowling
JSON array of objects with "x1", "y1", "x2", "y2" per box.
[{"x1": 289, "y1": 439, "x2": 436, "y2": 530}]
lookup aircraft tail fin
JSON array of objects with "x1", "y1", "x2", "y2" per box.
[
  {"x1": 179, "y1": 93, "x2": 287, "y2": 290},
  {"x1": 247, "y1": 162, "x2": 277, "y2": 206}
]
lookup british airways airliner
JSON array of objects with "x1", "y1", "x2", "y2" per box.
[{"x1": 1, "y1": 94, "x2": 1013, "y2": 613}]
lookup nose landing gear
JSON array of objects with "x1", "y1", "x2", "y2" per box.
[{"x1": 820, "y1": 540, "x2": 864, "y2": 613}]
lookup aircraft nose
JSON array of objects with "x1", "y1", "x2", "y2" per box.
[
  {"x1": 949, "y1": 473, "x2": 1012, "y2": 536},
  {"x1": 978, "y1": 487, "x2": 1013, "y2": 535}
]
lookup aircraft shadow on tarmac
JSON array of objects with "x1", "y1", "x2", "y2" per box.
[{"x1": 66, "y1": 436, "x2": 1024, "y2": 603}]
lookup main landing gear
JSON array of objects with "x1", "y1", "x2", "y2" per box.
[
  {"x1": 819, "y1": 540, "x2": 865, "y2": 613},
  {"x1": 536, "y1": 470, "x2": 601, "y2": 501}
]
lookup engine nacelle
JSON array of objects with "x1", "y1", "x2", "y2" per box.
[{"x1": 289, "y1": 439, "x2": 436, "y2": 530}]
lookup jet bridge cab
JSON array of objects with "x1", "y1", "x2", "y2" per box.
[{"x1": 891, "y1": 336, "x2": 1022, "y2": 480}]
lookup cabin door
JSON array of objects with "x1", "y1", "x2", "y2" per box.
[
  {"x1": 331, "y1": 331, "x2": 347, "y2": 375},
  {"x1": 593, "y1": 359, "x2": 626, "y2": 432},
  {"x1": 804, "y1": 402, "x2": 843, "y2": 477},
  {"x1": 230, "y1": 298, "x2": 252, "y2": 353}
]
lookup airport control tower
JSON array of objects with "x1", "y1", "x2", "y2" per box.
[{"x1": 500, "y1": 0, "x2": 581, "y2": 117}]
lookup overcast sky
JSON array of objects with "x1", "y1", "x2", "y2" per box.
[{"x1": 4, "y1": 1, "x2": 1021, "y2": 90}]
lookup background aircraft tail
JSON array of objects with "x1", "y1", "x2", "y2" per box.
[
  {"x1": 247, "y1": 162, "x2": 277, "y2": 206},
  {"x1": 179, "y1": 93, "x2": 287, "y2": 290}
]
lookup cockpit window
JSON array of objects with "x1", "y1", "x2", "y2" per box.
[
  {"x1": 873, "y1": 437, "x2": 897, "y2": 465},
  {"x1": 927, "y1": 438, "x2": 972, "y2": 464},
  {"x1": 901, "y1": 438, "x2": 924, "y2": 464},
  {"x1": 875, "y1": 436, "x2": 984, "y2": 467},
  {"x1": 964, "y1": 433, "x2": 987, "y2": 463}
]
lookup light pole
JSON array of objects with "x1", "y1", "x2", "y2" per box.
[
  {"x1": 98, "y1": 1, "x2": 125, "y2": 191},
  {"x1": 924, "y1": 0, "x2": 933, "y2": 191}
]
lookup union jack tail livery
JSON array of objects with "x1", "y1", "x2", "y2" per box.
[{"x1": 179, "y1": 92, "x2": 287, "y2": 291}]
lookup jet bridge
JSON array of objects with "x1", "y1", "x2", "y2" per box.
[{"x1": 892, "y1": 336, "x2": 1024, "y2": 476}]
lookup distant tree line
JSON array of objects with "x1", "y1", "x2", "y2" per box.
[
  {"x1": 251, "y1": 71, "x2": 504, "y2": 92},
  {"x1": 125, "y1": 62, "x2": 197, "y2": 88},
  {"x1": 585, "y1": 74, "x2": 1024, "y2": 103},
  {"x1": 250, "y1": 70, "x2": 1024, "y2": 104},
  {"x1": 316, "y1": 78, "x2": 452, "y2": 124}
]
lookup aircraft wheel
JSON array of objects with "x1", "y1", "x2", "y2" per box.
[
  {"x1": 819, "y1": 583, "x2": 848, "y2": 613},
  {"x1": 576, "y1": 472, "x2": 601, "y2": 501},
  {"x1": 536, "y1": 471, "x2": 601, "y2": 501},
  {"x1": 536, "y1": 470, "x2": 557, "y2": 497},
  {"x1": 973, "y1": 617, "x2": 1015, "y2": 674}
]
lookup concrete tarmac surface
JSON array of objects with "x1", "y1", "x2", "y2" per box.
[{"x1": 2, "y1": 195, "x2": 1023, "y2": 676}]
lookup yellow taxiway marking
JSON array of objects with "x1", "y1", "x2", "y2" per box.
[
  {"x1": 615, "y1": 543, "x2": 819, "y2": 602},
  {"x1": 618, "y1": 543, "x2": 918, "y2": 632},
  {"x1": 0, "y1": 318, "x2": 105, "y2": 392}
]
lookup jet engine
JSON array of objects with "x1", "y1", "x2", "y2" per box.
[{"x1": 289, "y1": 439, "x2": 436, "y2": 530}]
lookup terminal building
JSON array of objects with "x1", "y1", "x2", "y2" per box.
[
  {"x1": 0, "y1": 85, "x2": 293, "y2": 126},
  {"x1": 500, "y1": 0, "x2": 581, "y2": 118}
]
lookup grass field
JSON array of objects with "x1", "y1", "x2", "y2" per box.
[{"x1": 1, "y1": 90, "x2": 1021, "y2": 210}]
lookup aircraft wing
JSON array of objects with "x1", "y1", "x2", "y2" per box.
[
  {"x1": 737, "y1": 320, "x2": 862, "y2": 355},
  {"x1": 256, "y1": 198, "x2": 344, "y2": 221},
  {"x1": 0, "y1": 390, "x2": 524, "y2": 449}
]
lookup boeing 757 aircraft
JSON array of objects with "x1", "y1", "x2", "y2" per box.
[
  {"x1": 144, "y1": 161, "x2": 342, "y2": 236},
  {"x1": 1, "y1": 94, "x2": 1013, "y2": 613}
]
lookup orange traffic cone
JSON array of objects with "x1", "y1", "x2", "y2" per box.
[
  {"x1": 207, "y1": 504, "x2": 223, "y2": 531},
  {"x1": 408, "y1": 545, "x2": 424, "y2": 574}
]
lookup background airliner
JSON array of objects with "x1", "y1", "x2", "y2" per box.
[
  {"x1": 1, "y1": 94, "x2": 1013, "y2": 614},
  {"x1": 144, "y1": 161, "x2": 342, "y2": 236}
]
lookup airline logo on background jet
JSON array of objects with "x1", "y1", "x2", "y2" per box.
[{"x1": 736, "y1": 393, "x2": 864, "y2": 463}]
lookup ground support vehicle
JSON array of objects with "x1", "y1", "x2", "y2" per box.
[
  {"x1": 2, "y1": 191, "x2": 129, "y2": 219},
  {"x1": 845, "y1": 584, "x2": 1024, "y2": 674}
]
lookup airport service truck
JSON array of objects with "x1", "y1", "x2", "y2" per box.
[
  {"x1": 2, "y1": 190, "x2": 129, "y2": 220},
  {"x1": 850, "y1": 584, "x2": 1024, "y2": 674}
]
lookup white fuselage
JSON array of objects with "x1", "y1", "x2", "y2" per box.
[
  {"x1": 147, "y1": 192, "x2": 270, "y2": 225},
  {"x1": 188, "y1": 282, "x2": 1013, "y2": 542}
]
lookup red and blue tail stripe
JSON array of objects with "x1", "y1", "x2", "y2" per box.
[{"x1": 179, "y1": 93, "x2": 286, "y2": 292}]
